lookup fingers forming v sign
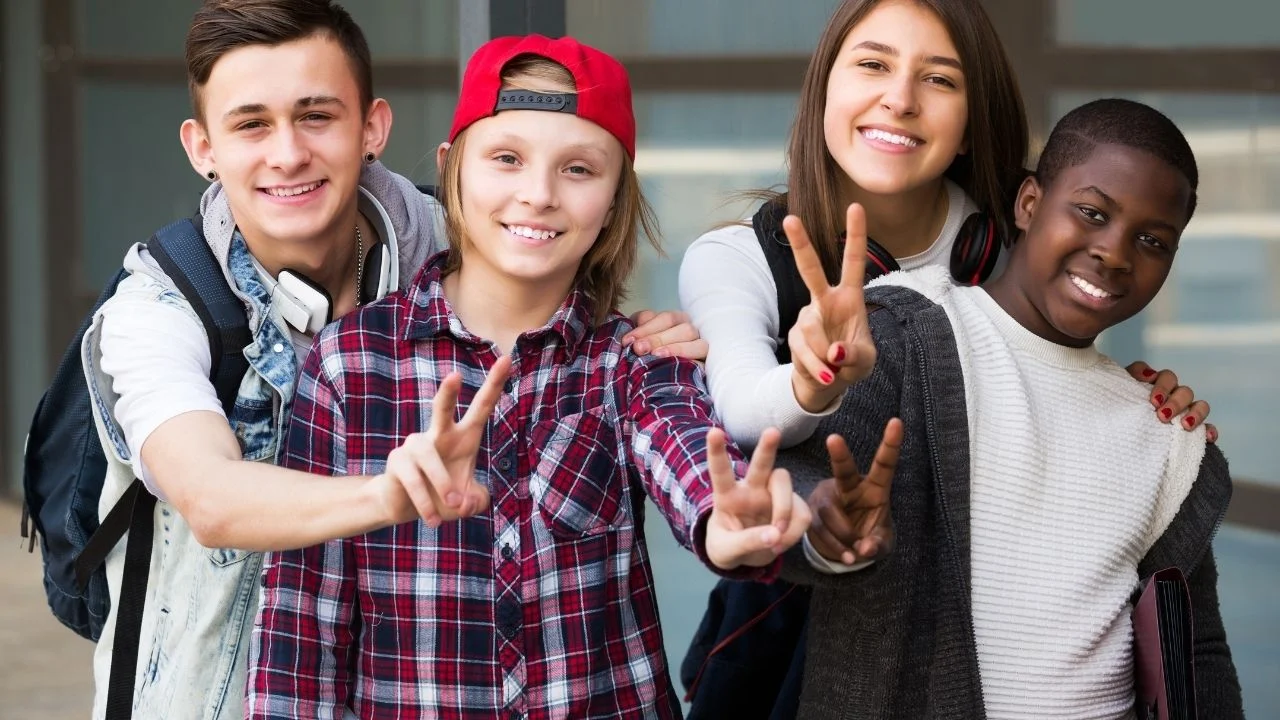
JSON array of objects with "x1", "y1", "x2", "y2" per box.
[
  {"x1": 785, "y1": 204, "x2": 878, "y2": 411},
  {"x1": 813, "y1": 418, "x2": 902, "y2": 564},
  {"x1": 381, "y1": 355, "x2": 512, "y2": 528},
  {"x1": 704, "y1": 428, "x2": 811, "y2": 570}
]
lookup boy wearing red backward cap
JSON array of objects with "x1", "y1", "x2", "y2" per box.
[{"x1": 247, "y1": 34, "x2": 839, "y2": 720}]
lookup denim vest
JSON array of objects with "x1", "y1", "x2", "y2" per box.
[{"x1": 82, "y1": 164, "x2": 442, "y2": 720}]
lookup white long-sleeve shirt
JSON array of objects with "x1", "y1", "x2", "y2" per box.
[{"x1": 678, "y1": 179, "x2": 977, "y2": 449}]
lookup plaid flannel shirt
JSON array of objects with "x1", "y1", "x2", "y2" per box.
[{"x1": 248, "y1": 253, "x2": 773, "y2": 720}]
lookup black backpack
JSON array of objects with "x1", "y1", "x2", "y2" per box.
[{"x1": 20, "y1": 216, "x2": 249, "y2": 718}]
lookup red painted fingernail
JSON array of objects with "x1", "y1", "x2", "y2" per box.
[
  {"x1": 833, "y1": 345, "x2": 847, "y2": 363},
  {"x1": 1183, "y1": 416, "x2": 1195, "y2": 428},
  {"x1": 1153, "y1": 393, "x2": 1165, "y2": 405},
  {"x1": 1161, "y1": 408, "x2": 1173, "y2": 419},
  {"x1": 1142, "y1": 368, "x2": 1157, "y2": 378},
  {"x1": 819, "y1": 370, "x2": 834, "y2": 384}
]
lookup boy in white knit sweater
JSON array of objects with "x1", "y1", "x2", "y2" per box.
[{"x1": 775, "y1": 98, "x2": 1242, "y2": 719}]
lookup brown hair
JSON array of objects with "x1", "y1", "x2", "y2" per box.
[
  {"x1": 440, "y1": 54, "x2": 661, "y2": 324},
  {"x1": 185, "y1": 0, "x2": 373, "y2": 122},
  {"x1": 777, "y1": 0, "x2": 1028, "y2": 282}
]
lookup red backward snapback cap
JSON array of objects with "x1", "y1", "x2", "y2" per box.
[{"x1": 448, "y1": 34, "x2": 636, "y2": 159}]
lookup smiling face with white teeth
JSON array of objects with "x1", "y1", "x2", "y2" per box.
[
  {"x1": 823, "y1": 0, "x2": 969, "y2": 200},
  {"x1": 180, "y1": 33, "x2": 388, "y2": 265},
  {"x1": 986, "y1": 143, "x2": 1192, "y2": 348},
  {"x1": 446, "y1": 105, "x2": 624, "y2": 303}
]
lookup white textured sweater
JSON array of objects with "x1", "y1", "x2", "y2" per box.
[{"x1": 876, "y1": 266, "x2": 1207, "y2": 719}]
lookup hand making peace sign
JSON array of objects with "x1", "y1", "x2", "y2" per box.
[
  {"x1": 704, "y1": 428, "x2": 811, "y2": 570},
  {"x1": 786, "y1": 203, "x2": 879, "y2": 413},
  {"x1": 375, "y1": 355, "x2": 513, "y2": 529},
  {"x1": 805, "y1": 418, "x2": 903, "y2": 566}
]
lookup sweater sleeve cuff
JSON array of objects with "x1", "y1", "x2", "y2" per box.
[
  {"x1": 692, "y1": 508, "x2": 782, "y2": 582},
  {"x1": 802, "y1": 533, "x2": 875, "y2": 574}
]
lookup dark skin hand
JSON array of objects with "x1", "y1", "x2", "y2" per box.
[
  {"x1": 1125, "y1": 361, "x2": 1217, "y2": 442},
  {"x1": 806, "y1": 418, "x2": 903, "y2": 566}
]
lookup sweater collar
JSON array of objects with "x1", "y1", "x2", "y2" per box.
[{"x1": 968, "y1": 288, "x2": 1105, "y2": 371}]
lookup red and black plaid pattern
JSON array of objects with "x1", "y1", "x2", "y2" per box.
[{"x1": 248, "y1": 253, "x2": 772, "y2": 720}]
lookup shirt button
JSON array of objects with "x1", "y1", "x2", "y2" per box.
[
  {"x1": 272, "y1": 342, "x2": 285, "y2": 353},
  {"x1": 497, "y1": 457, "x2": 512, "y2": 472},
  {"x1": 504, "y1": 377, "x2": 516, "y2": 394},
  {"x1": 497, "y1": 598, "x2": 521, "y2": 639},
  {"x1": 501, "y1": 544, "x2": 514, "y2": 560}
]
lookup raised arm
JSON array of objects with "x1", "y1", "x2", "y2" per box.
[
  {"x1": 679, "y1": 225, "x2": 829, "y2": 449},
  {"x1": 775, "y1": 295, "x2": 910, "y2": 587},
  {"x1": 97, "y1": 290, "x2": 391, "y2": 551},
  {"x1": 704, "y1": 427, "x2": 812, "y2": 571},
  {"x1": 374, "y1": 355, "x2": 513, "y2": 528},
  {"x1": 622, "y1": 354, "x2": 809, "y2": 576},
  {"x1": 101, "y1": 274, "x2": 512, "y2": 550}
]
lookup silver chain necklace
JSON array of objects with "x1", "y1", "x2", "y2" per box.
[{"x1": 354, "y1": 223, "x2": 364, "y2": 304}]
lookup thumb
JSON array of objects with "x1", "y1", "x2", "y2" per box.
[{"x1": 706, "y1": 514, "x2": 780, "y2": 570}]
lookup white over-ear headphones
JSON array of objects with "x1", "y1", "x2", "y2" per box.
[
  {"x1": 254, "y1": 188, "x2": 400, "y2": 334},
  {"x1": 261, "y1": 240, "x2": 394, "y2": 334},
  {"x1": 273, "y1": 269, "x2": 336, "y2": 335},
  {"x1": 255, "y1": 235, "x2": 398, "y2": 335}
]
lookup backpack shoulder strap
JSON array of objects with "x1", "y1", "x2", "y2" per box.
[
  {"x1": 100, "y1": 479, "x2": 155, "y2": 720},
  {"x1": 146, "y1": 216, "x2": 251, "y2": 414},
  {"x1": 87, "y1": 217, "x2": 252, "y2": 720},
  {"x1": 751, "y1": 200, "x2": 810, "y2": 364},
  {"x1": 75, "y1": 216, "x2": 252, "y2": 592}
]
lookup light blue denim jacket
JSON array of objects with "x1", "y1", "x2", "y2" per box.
[{"x1": 82, "y1": 163, "x2": 443, "y2": 720}]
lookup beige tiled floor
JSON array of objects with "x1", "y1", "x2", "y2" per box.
[{"x1": 0, "y1": 500, "x2": 95, "y2": 719}]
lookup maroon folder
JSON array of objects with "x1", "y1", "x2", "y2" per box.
[{"x1": 1133, "y1": 567, "x2": 1197, "y2": 720}]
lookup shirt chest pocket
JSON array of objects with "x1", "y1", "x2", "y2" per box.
[
  {"x1": 529, "y1": 405, "x2": 628, "y2": 539},
  {"x1": 227, "y1": 378, "x2": 277, "y2": 463}
]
